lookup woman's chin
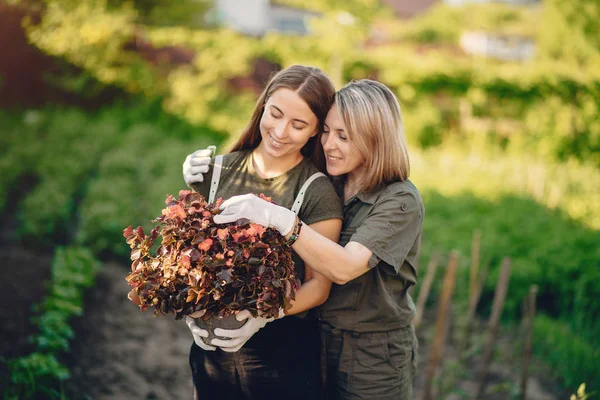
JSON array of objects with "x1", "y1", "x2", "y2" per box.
[{"x1": 326, "y1": 165, "x2": 344, "y2": 177}]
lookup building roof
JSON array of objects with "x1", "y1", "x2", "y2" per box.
[{"x1": 381, "y1": 0, "x2": 440, "y2": 18}]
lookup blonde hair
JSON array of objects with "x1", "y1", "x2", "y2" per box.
[
  {"x1": 335, "y1": 79, "x2": 410, "y2": 193},
  {"x1": 230, "y1": 65, "x2": 335, "y2": 172}
]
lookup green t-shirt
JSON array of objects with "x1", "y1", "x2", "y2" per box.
[
  {"x1": 319, "y1": 179, "x2": 424, "y2": 332},
  {"x1": 191, "y1": 149, "x2": 343, "y2": 284}
]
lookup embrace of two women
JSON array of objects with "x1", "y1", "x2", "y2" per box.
[{"x1": 181, "y1": 65, "x2": 424, "y2": 400}]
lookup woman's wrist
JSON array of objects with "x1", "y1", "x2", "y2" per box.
[{"x1": 285, "y1": 217, "x2": 302, "y2": 246}]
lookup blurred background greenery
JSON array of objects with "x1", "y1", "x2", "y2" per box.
[{"x1": 1, "y1": 0, "x2": 598, "y2": 398}]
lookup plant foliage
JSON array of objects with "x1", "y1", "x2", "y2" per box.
[{"x1": 124, "y1": 190, "x2": 300, "y2": 320}]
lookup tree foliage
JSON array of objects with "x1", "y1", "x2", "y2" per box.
[{"x1": 537, "y1": 0, "x2": 600, "y2": 67}]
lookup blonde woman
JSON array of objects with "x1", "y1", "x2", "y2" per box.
[{"x1": 185, "y1": 80, "x2": 423, "y2": 399}]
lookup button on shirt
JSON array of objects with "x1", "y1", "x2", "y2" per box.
[{"x1": 319, "y1": 179, "x2": 424, "y2": 332}]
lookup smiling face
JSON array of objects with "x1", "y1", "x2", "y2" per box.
[
  {"x1": 321, "y1": 104, "x2": 364, "y2": 178},
  {"x1": 257, "y1": 88, "x2": 319, "y2": 160}
]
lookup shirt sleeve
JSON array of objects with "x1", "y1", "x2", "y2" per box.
[
  {"x1": 350, "y1": 188, "x2": 423, "y2": 278},
  {"x1": 298, "y1": 175, "x2": 343, "y2": 226}
]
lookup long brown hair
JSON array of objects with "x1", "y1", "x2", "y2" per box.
[
  {"x1": 335, "y1": 79, "x2": 410, "y2": 193},
  {"x1": 229, "y1": 65, "x2": 335, "y2": 172}
]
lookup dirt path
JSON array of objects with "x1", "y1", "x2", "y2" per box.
[{"x1": 65, "y1": 262, "x2": 194, "y2": 400}]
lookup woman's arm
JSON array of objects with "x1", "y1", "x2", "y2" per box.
[
  {"x1": 214, "y1": 192, "x2": 422, "y2": 286},
  {"x1": 284, "y1": 218, "x2": 342, "y2": 315},
  {"x1": 285, "y1": 221, "x2": 371, "y2": 285}
]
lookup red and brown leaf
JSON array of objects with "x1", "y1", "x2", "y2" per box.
[{"x1": 124, "y1": 192, "x2": 296, "y2": 320}]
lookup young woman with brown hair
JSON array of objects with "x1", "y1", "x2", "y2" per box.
[{"x1": 184, "y1": 65, "x2": 342, "y2": 399}]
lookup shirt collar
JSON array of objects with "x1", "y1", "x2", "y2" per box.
[
  {"x1": 355, "y1": 187, "x2": 383, "y2": 205},
  {"x1": 334, "y1": 176, "x2": 387, "y2": 205}
]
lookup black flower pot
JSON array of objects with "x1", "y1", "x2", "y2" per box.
[{"x1": 194, "y1": 314, "x2": 247, "y2": 346}]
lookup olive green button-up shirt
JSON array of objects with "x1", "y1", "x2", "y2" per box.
[{"x1": 319, "y1": 179, "x2": 424, "y2": 332}]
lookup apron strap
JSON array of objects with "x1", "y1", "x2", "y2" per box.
[
  {"x1": 291, "y1": 172, "x2": 326, "y2": 214},
  {"x1": 208, "y1": 154, "x2": 223, "y2": 204}
]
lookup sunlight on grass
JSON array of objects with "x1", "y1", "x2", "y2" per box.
[{"x1": 411, "y1": 145, "x2": 600, "y2": 229}]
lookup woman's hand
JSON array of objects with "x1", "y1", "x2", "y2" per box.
[
  {"x1": 185, "y1": 310, "x2": 216, "y2": 351},
  {"x1": 182, "y1": 145, "x2": 216, "y2": 188},
  {"x1": 213, "y1": 194, "x2": 296, "y2": 236},
  {"x1": 211, "y1": 309, "x2": 285, "y2": 353}
]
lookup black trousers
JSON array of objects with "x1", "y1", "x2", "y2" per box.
[
  {"x1": 190, "y1": 316, "x2": 325, "y2": 400},
  {"x1": 320, "y1": 323, "x2": 418, "y2": 400}
]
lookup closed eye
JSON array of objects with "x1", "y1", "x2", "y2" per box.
[{"x1": 292, "y1": 122, "x2": 307, "y2": 130}]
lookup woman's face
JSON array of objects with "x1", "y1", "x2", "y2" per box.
[
  {"x1": 258, "y1": 88, "x2": 318, "y2": 159},
  {"x1": 321, "y1": 104, "x2": 364, "y2": 177}
]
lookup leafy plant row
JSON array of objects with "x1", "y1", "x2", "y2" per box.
[
  {"x1": 533, "y1": 315, "x2": 600, "y2": 393},
  {"x1": 0, "y1": 102, "x2": 221, "y2": 399},
  {"x1": 0, "y1": 102, "x2": 221, "y2": 247},
  {"x1": 4, "y1": 247, "x2": 98, "y2": 399}
]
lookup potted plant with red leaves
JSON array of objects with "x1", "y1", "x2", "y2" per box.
[{"x1": 123, "y1": 190, "x2": 300, "y2": 344}]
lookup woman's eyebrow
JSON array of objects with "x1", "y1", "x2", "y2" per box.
[{"x1": 271, "y1": 105, "x2": 309, "y2": 125}]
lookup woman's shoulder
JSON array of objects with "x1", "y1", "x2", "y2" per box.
[
  {"x1": 385, "y1": 179, "x2": 420, "y2": 197},
  {"x1": 296, "y1": 159, "x2": 336, "y2": 191},
  {"x1": 294, "y1": 159, "x2": 342, "y2": 222},
  {"x1": 378, "y1": 180, "x2": 424, "y2": 212},
  {"x1": 220, "y1": 150, "x2": 250, "y2": 164}
]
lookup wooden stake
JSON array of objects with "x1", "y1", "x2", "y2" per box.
[
  {"x1": 459, "y1": 260, "x2": 490, "y2": 360},
  {"x1": 519, "y1": 285, "x2": 538, "y2": 400},
  {"x1": 475, "y1": 257, "x2": 512, "y2": 400},
  {"x1": 414, "y1": 251, "x2": 440, "y2": 329},
  {"x1": 421, "y1": 251, "x2": 459, "y2": 400},
  {"x1": 469, "y1": 230, "x2": 481, "y2": 310}
]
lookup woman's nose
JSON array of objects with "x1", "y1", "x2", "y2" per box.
[
  {"x1": 322, "y1": 134, "x2": 335, "y2": 150},
  {"x1": 272, "y1": 121, "x2": 287, "y2": 139}
]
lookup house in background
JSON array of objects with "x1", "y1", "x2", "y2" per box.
[
  {"x1": 213, "y1": 0, "x2": 319, "y2": 36},
  {"x1": 214, "y1": 0, "x2": 538, "y2": 61},
  {"x1": 459, "y1": 30, "x2": 535, "y2": 61},
  {"x1": 381, "y1": 0, "x2": 440, "y2": 19},
  {"x1": 451, "y1": 0, "x2": 539, "y2": 61}
]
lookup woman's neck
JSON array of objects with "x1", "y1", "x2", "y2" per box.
[
  {"x1": 344, "y1": 167, "x2": 365, "y2": 202},
  {"x1": 251, "y1": 144, "x2": 304, "y2": 179}
]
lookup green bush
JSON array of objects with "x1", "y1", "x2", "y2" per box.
[
  {"x1": 0, "y1": 102, "x2": 222, "y2": 246},
  {"x1": 76, "y1": 122, "x2": 222, "y2": 257},
  {"x1": 419, "y1": 190, "x2": 600, "y2": 337},
  {"x1": 533, "y1": 315, "x2": 600, "y2": 394}
]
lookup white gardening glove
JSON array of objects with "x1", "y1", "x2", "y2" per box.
[
  {"x1": 211, "y1": 309, "x2": 285, "y2": 353},
  {"x1": 213, "y1": 194, "x2": 296, "y2": 236},
  {"x1": 185, "y1": 310, "x2": 216, "y2": 351},
  {"x1": 182, "y1": 145, "x2": 216, "y2": 188}
]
